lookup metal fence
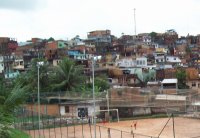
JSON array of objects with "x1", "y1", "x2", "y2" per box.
[
  {"x1": 14, "y1": 108, "x2": 157, "y2": 138},
  {"x1": 13, "y1": 90, "x2": 200, "y2": 138},
  {"x1": 96, "y1": 125, "x2": 157, "y2": 138}
]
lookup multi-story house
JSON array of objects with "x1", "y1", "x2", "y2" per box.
[
  {"x1": 45, "y1": 40, "x2": 68, "y2": 63},
  {"x1": 85, "y1": 30, "x2": 112, "y2": 55},
  {"x1": 67, "y1": 49, "x2": 86, "y2": 60},
  {"x1": 115, "y1": 57, "x2": 148, "y2": 68},
  {"x1": 165, "y1": 56, "x2": 182, "y2": 66},
  {"x1": 156, "y1": 68, "x2": 176, "y2": 81},
  {"x1": 136, "y1": 57, "x2": 148, "y2": 68},
  {"x1": 163, "y1": 29, "x2": 178, "y2": 46},
  {"x1": 176, "y1": 37, "x2": 187, "y2": 45},
  {"x1": 16, "y1": 38, "x2": 46, "y2": 69},
  {"x1": 175, "y1": 44, "x2": 187, "y2": 58},
  {"x1": 137, "y1": 33, "x2": 151, "y2": 45},
  {"x1": 15, "y1": 44, "x2": 33, "y2": 69},
  {"x1": 154, "y1": 45, "x2": 168, "y2": 64},
  {"x1": 185, "y1": 68, "x2": 200, "y2": 93},
  {"x1": 196, "y1": 34, "x2": 200, "y2": 45},
  {"x1": 115, "y1": 58, "x2": 136, "y2": 68},
  {"x1": 0, "y1": 37, "x2": 19, "y2": 78},
  {"x1": 186, "y1": 35, "x2": 197, "y2": 45},
  {"x1": 67, "y1": 35, "x2": 85, "y2": 47}
]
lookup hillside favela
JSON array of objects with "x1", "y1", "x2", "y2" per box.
[{"x1": 1, "y1": 29, "x2": 200, "y2": 138}]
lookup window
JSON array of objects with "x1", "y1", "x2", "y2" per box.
[
  {"x1": 174, "y1": 58, "x2": 176, "y2": 60},
  {"x1": 192, "y1": 82, "x2": 196, "y2": 87},
  {"x1": 65, "y1": 106, "x2": 69, "y2": 113},
  {"x1": 142, "y1": 60, "x2": 145, "y2": 65},
  {"x1": 139, "y1": 60, "x2": 142, "y2": 65},
  {"x1": 78, "y1": 108, "x2": 88, "y2": 118},
  {"x1": 198, "y1": 83, "x2": 200, "y2": 88}
]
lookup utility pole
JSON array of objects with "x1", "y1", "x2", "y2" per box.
[
  {"x1": 106, "y1": 90, "x2": 110, "y2": 122},
  {"x1": 92, "y1": 59, "x2": 96, "y2": 138},
  {"x1": 134, "y1": 8, "x2": 136, "y2": 36},
  {"x1": 92, "y1": 56, "x2": 101, "y2": 138},
  {"x1": 37, "y1": 61, "x2": 44, "y2": 136},
  {"x1": 37, "y1": 63, "x2": 41, "y2": 137},
  {"x1": 172, "y1": 114, "x2": 176, "y2": 138}
]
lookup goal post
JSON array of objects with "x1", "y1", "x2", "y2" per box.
[{"x1": 93, "y1": 109, "x2": 119, "y2": 123}]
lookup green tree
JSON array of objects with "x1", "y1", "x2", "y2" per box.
[
  {"x1": 149, "y1": 32, "x2": 157, "y2": 42},
  {"x1": 50, "y1": 57, "x2": 85, "y2": 91},
  {"x1": 0, "y1": 77, "x2": 29, "y2": 138},
  {"x1": 76, "y1": 75, "x2": 110, "y2": 96},
  {"x1": 176, "y1": 68, "x2": 188, "y2": 89},
  {"x1": 48, "y1": 37, "x2": 55, "y2": 42},
  {"x1": 93, "y1": 76, "x2": 110, "y2": 92}
]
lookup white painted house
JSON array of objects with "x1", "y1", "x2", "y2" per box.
[
  {"x1": 155, "y1": 55, "x2": 165, "y2": 63},
  {"x1": 166, "y1": 56, "x2": 182, "y2": 66},
  {"x1": 136, "y1": 57, "x2": 147, "y2": 67},
  {"x1": 13, "y1": 59, "x2": 24, "y2": 70},
  {"x1": 142, "y1": 35, "x2": 151, "y2": 44},
  {"x1": 116, "y1": 58, "x2": 136, "y2": 68},
  {"x1": 166, "y1": 56, "x2": 181, "y2": 63},
  {"x1": 59, "y1": 100, "x2": 101, "y2": 118}
]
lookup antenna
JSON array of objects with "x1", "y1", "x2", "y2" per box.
[{"x1": 134, "y1": 8, "x2": 136, "y2": 36}]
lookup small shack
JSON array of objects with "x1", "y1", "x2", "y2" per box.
[{"x1": 161, "y1": 78, "x2": 178, "y2": 94}]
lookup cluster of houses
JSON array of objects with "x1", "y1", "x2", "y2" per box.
[{"x1": 1, "y1": 29, "x2": 200, "y2": 119}]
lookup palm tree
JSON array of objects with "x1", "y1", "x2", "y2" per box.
[
  {"x1": 0, "y1": 77, "x2": 29, "y2": 137},
  {"x1": 51, "y1": 57, "x2": 85, "y2": 91}
]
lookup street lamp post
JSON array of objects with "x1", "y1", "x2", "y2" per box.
[
  {"x1": 92, "y1": 56, "x2": 101, "y2": 138},
  {"x1": 106, "y1": 90, "x2": 110, "y2": 122},
  {"x1": 92, "y1": 59, "x2": 96, "y2": 138},
  {"x1": 37, "y1": 61, "x2": 44, "y2": 135}
]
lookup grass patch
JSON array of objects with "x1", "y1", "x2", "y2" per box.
[{"x1": 10, "y1": 129, "x2": 30, "y2": 138}]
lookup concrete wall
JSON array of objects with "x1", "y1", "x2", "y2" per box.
[
  {"x1": 133, "y1": 107, "x2": 151, "y2": 116},
  {"x1": 60, "y1": 105, "x2": 76, "y2": 117},
  {"x1": 53, "y1": 59, "x2": 62, "y2": 66},
  {"x1": 186, "y1": 80, "x2": 200, "y2": 93},
  {"x1": 26, "y1": 104, "x2": 60, "y2": 116},
  {"x1": 162, "y1": 89, "x2": 177, "y2": 94},
  {"x1": 60, "y1": 104, "x2": 100, "y2": 118}
]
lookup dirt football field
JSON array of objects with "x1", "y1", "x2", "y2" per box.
[{"x1": 29, "y1": 117, "x2": 200, "y2": 138}]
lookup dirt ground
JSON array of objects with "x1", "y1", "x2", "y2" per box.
[{"x1": 28, "y1": 117, "x2": 200, "y2": 138}]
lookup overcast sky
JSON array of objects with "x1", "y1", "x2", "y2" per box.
[{"x1": 0, "y1": 0, "x2": 200, "y2": 42}]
